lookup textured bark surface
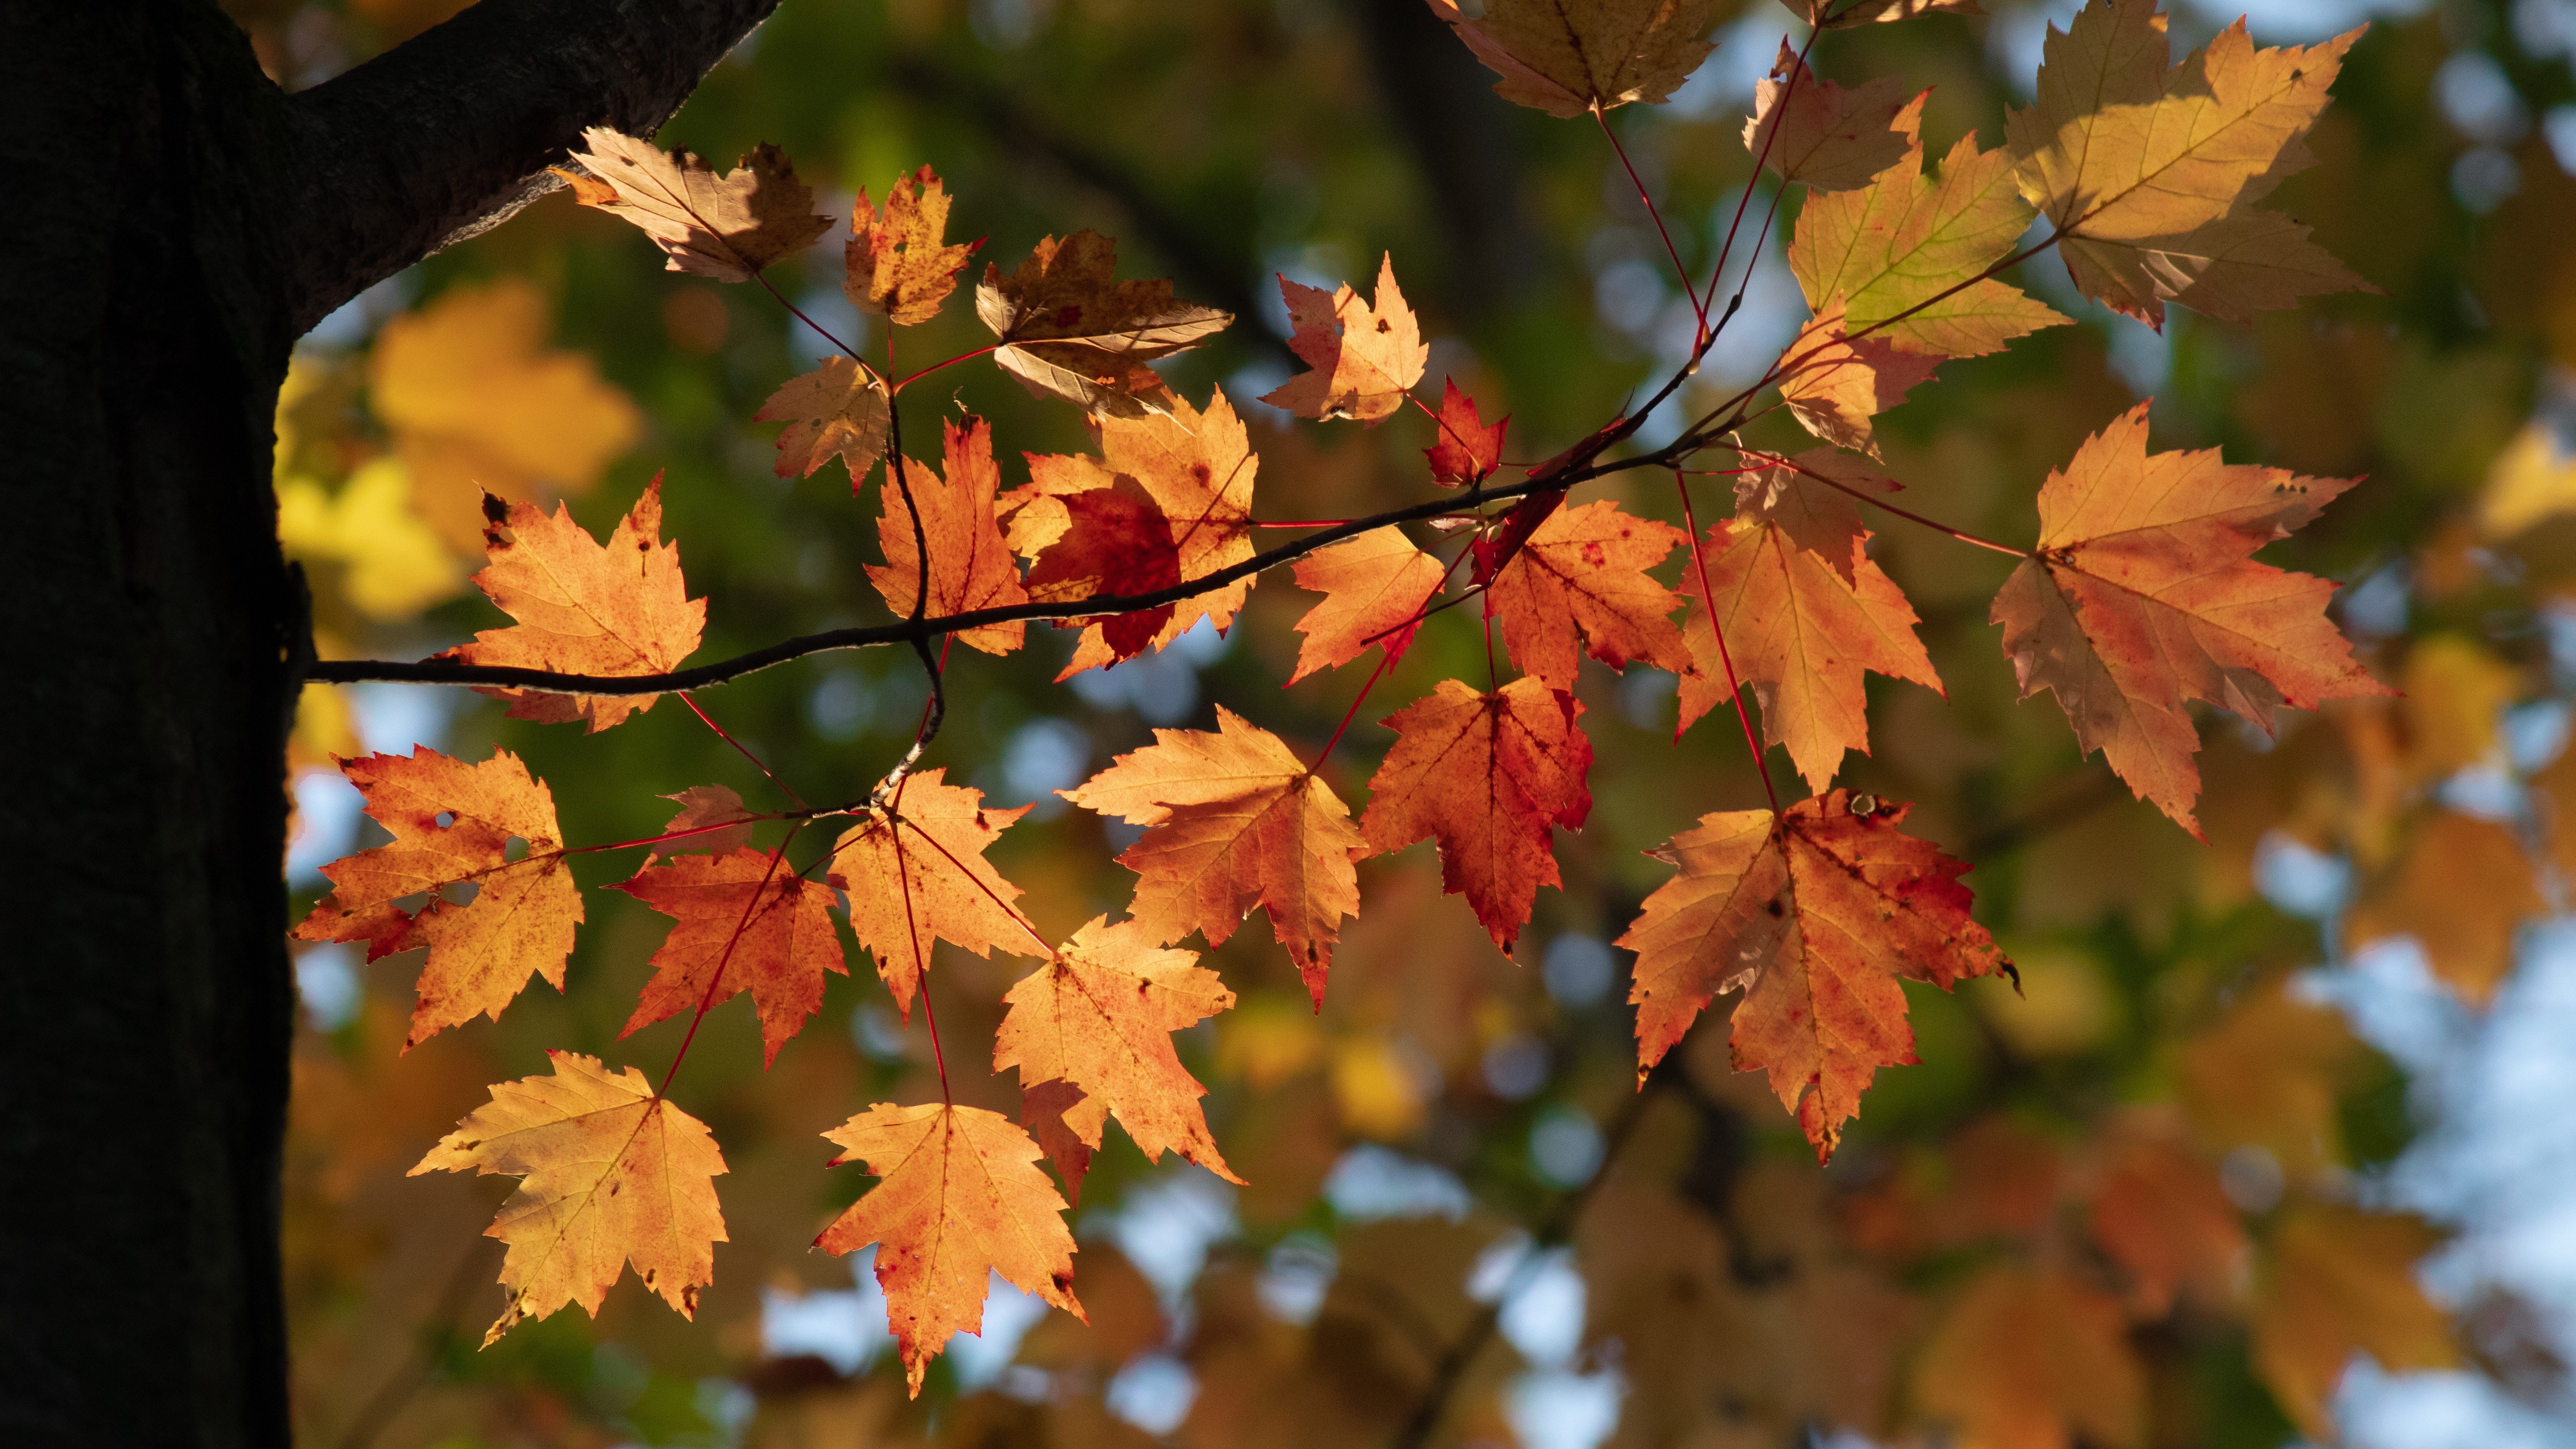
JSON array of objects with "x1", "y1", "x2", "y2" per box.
[{"x1": 0, "y1": 2, "x2": 774, "y2": 1444}]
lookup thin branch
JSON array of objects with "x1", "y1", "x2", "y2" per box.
[
  {"x1": 1729, "y1": 446, "x2": 2032, "y2": 560},
  {"x1": 309, "y1": 433, "x2": 1710, "y2": 695}
]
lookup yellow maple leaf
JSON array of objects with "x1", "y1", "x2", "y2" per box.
[
  {"x1": 276, "y1": 456, "x2": 464, "y2": 619},
  {"x1": 411, "y1": 1050, "x2": 729, "y2": 1345},
  {"x1": 2253, "y1": 1205, "x2": 2458, "y2": 1437}
]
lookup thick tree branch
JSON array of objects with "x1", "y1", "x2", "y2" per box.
[
  {"x1": 309, "y1": 436, "x2": 1694, "y2": 694},
  {"x1": 275, "y1": 0, "x2": 783, "y2": 334}
]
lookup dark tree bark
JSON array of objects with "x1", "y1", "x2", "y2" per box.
[{"x1": 0, "y1": 3, "x2": 775, "y2": 1443}]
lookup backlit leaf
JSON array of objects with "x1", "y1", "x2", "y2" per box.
[
  {"x1": 976, "y1": 231, "x2": 1231, "y2": 417},
  {"x1": 1288, "y1": 527, "x2": 1447, "y2": 683},
  {"x1": 1060, "y1": 707, "x2": 1365, "y2": 999},
  {"x1": 868, "y1": 416, "x2": 1032, "y2": 654},
  {"x1": 846, "y1": 165, "x2": 976, "y2": 326},
  {"x1": 1360, "y1": 677, "x2": 1594, "y2": 951},
  {"x1": 817, "y1": 1102, "x2": 1083, "y2": 1395},
  {"x1": 411, "y1": 1051, "x2": 728, "y2": 1344},
  {"x1": 1425, "y1": 0, "x2": 1721, "y2": 119},
  {"x1": 1619, "y1": 792, "x2": 2008, "y2": 1160},
  {"x1": 293, "y1": 746, "x2": 582, "y2": 1048},
  {"x1": 1774, "y1": 303, "x2": 1943, "y2": 456},
  {"x1": 754, "y1": 355, "x2": 890, "y2": 482},
  {"x1": 1262, "y1": 254, "x2": 1429, "y2": 423},
  {"x1": 1742, "y1": 42, "x2": 1922, "y2": 191},
  {"x1": 1484, "y1": 499, "x2": 1692, "y2": 690},
  {"x1": 1990, "y1": 403, "x2": 2388, "y2": 833},
  {"x1": 1678, "y1": 513, "x2": 1941, "y2": 793},
  {"x1": 826, "y1": 769, "x2": 1038, "y2": 1022},
  {"x1": 557, "y1": 126, "x2": 832, "y2": 282},
  {"x1": 437, "y1": 477, "x2": 705, "y2": 732},
  {"x1": 613, "y1": 847, "x2": 848, "y2": 1068},
  {"x1": 993, "y1": 917, "x2": 1243, "y2": 1181}
]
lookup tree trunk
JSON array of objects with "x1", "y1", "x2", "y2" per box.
[{"x1": 0, "y1": 3, "x2": 775, "y2": 1442}]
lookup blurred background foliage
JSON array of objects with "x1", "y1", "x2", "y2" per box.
[{"x1": 240, "y1": 0, "x2": 2576, "y2": 1443}]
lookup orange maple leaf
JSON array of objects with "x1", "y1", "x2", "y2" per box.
[
  {"x1": 827, "y1": 769, "x2": 1038, "y2": 1022},
  {"x1": 1991, "y1": 402, "x2": 2388, "y2": 833},
  {"x1": 411, "y1": 1050, "x2": 728, "y2": 1345},
  {"x1": 1619, "y1": 791, "x2": 2009, "y2": 1161},
  {"x1": 613, "y1": 847, "x2": 848, "y2": 1068},
  {"x1": 846, "y1": 165, "x2": 976, "y2": 326},
  {"x1": 993, "y1": 917, "x2": 1244, "y2": 1184},
  {"x1": 294, "y1": 746, "x2": 582, "y2": 1048},
  {"x1": 755, "y1": 355, "x2": 890, "y2": 482},
  {"x1": 1774, "y1": 303, "x2": 1941, "y2": 458},
  {"x1": 1360, "y1": 677, "x2": 1594, "y2": 952},
  {"x1": 975, "y1": 231, "x2": 1231, "y2": 417},
  {"x1": 1261, "y1": 254, "x2": 1429, "y2": 424},
  {"x1": 1743, "y1": 41, "x2": 1923, "y2": 190},
  {"x1": 437, "y1": 477, "x2": 705, "y2": 732},
  {"x1": 1485, "y1": 499, "x2": 1693, "y2": 691},
  {"x1": 1287, "y1": 527, "x2": 1447, "y2": 683},
  {"x1": 1425, "y1": 0, "x2": 1720, "y2": 119},
  {"x1": 1424, "y1": 377, "x2": 1508, "y2": 486},
  {"x1": 1019, "y1": 389, "x2": 1261, "y2": 678},
  {"x1": 1059, "y1": 707, "x2": 1365, "y2": 999},
  {"x1": 868, "y1": 416, "x2": 1032, "y2": 654},
  {"x1": 817, "y1": 1102, "x2": 1084, "y2": 1395},
  {"x1": 1678, "y1": 511, "x2": 1942, "y2": 793},
  {"x1": 557, "y1": 126, "x2": 831, "y2": 283}
]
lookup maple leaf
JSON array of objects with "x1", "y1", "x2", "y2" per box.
[
  {"x1": 1019, "y1": 1079, "x2": 1097, "y2": 1204},
  {"x1": 1731, "y1": 446, "x2": 1897, "y2": 584},
  {"x1": 1678, "y1": 512, "x2": 1942, "y2": 793},
  {"x1": 827, "y1": 769, "x2": 1038, "y2": 1022},
  {"x1": 2343, "y1": 810, "x2": 2540, "y2": 1003},
  {"x1": 1910, "y1": 1267, "x2": 2145, "y2": 1449},
  {"x1": 1810, "y1": 0, "x2": 1985, "y2": 26},
  {"x1": 1261, "y1": 255, "x2": 1429, "y2": 424},
  {"x1": 1991, "y1": 403, "x2": 2388, "y2": 833},
  {"x1": 1618, "y1": 792, "x2": 2008, "y2": 1161},
  {"x1": 2252, "y1": 1205, "x2": 2459, "y2": 1438},
  {"x1": 975, "y1": 231, "x2": 1231, "y2": 417},
  {"x1": 1485, "y1": 499, "x2": 1693, "y2": 690},
  {"x1": 613, "y1": 847, "x2": 848, "y2": 1068},
  {"x1": 2088, "y1": 1136, "x2": 2246, "y2": 1315},
  {"x1": 2006, "y1": 4, "x2": 2367, "y2": 326},
  {"x1": 1774, "y1": 303, "x2": 1941, "y2": 458},
  {"x1": 556, "y1": 126, "x2": 832, "y2": 282},
  {"x1": 993, "y1": 917, "x2": 1244, "y2": 1182},
  {"x1": 1424, "y1": 0, "x2": 1720, "y2": 119},
  {"x1": 411, "y1": 1050, "x2": 728, "y2": 1344},
  {"x1": 867, "y1": 416, "x2": 1032, "y2": 654},
  {"x1": 1059, "y1": 708, "x2": 1365, "y2": 1000},
  {"x1": 1424, "y1": 377, "x2": 1508, "y2": 486},
  {"x1": 1360, "y1": 677, "x2": 1594, "y2": 951},
  {"x1": 754, "y1": 356, "x2": 890, "y2": 482},
  {"x1": 436, "y1": 478, "x2": 705, "y2": 732},
  {"x1": 816, "y1": 1102, "x2": 1084, "y2": 1395},
  {"x1": 369, "y1": 277, "x2": 644, "y2": 553},
  {"x1": 1023, "y1": 476, "x2": 1183, "y2": 663},
  {"x1": 1020, "y1": 389, "x2": 1261, "y2": 677},
  {"x1": 1288, "y1": 527, "x2": 1447, "y2": 683},
  {"x1": 1742, "y1": 42, "x2": 1923, "y2": 191},
  {"x1": 650, "y1": 784, "x2": 757, "y2": 863},
  {"x1": 1788, "y1": 135, "x2": 2070, "y2": 357},
  {"x1": 845, "y1": 166, "x2": 976, "y2": 326},
  {"x1": 294, "y1": 746, "x2": 582, "y2": 1048}
]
